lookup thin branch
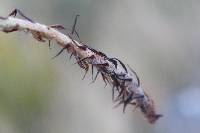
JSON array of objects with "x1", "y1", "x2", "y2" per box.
[{"x1": 0, "y1": 11, "x2": 162, "y2": 124}]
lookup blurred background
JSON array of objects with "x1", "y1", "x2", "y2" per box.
[{"x1": 0, "y1": 0, "x2": 200, "y2": 133}]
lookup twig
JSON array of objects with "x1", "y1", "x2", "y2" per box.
[{"x1": 0, "y1": 9, "x2": 162, "y2": 124}]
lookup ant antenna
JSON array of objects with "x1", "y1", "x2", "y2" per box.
[{"x1": 71, "y1": 14, "x2": 80, "y2": 34}]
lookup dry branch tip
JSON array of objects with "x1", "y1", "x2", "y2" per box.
[{"x1": 0, "y1": 9, "x2": 162, "y2": 124}]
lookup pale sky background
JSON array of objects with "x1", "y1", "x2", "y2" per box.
[{"x1": 0, "y1": 0, "x2": 200, "y2": 133}]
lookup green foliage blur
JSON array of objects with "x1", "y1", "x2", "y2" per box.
[{"x1": 0, "y1": 34, "x2": 56, "y2": 132}]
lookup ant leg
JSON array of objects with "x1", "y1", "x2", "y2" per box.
[
  {"x1": 113, "y1": 98, "x2": 124, "y2": 109},
  {"x1": 82, "y1": 65, "x2": 89, "y2": 80},
  {"x1": 52, "y1": 44, "x2": 70, "y2": 59},
  {"x1": 123, "y1": 92, "x2": 134, "y2": 113},
  {"x1": 49, "y1": 24, "x2": 80, "y2": 46},
  {"x1": 66, "y1": 14, "x2": 81, "y2": 41},
  {"x1": 114, "y1": 92, "x2": 144, "y2": 113},
  {"x1": 69, "y1": 52, "x2": 74, "y2": 59},
  {"x1": 9, "y1": 9, "x2": 34, "y2": 23},
  {"x1": 114, "y1": 87, "x2": 125, "y2": 103},
  {"x1": 101, "y1": 73, "x2": 108, "y2": 88},
  {"x1": 71, "y1": 14, "x2": 80, "y2": 35},
  {"x1": 91, "y1": 65, "x2": 94, "y2": 80},
  {"x1": 111, "y1": 79, "x2": 121, "y2": 101},
  {"x1": 123, "y1": 94, "x2": 144, "y2": 112},
  {"x1": 127, "y1": 64, "x2": 140, "y2": 87},
  {"x1": 93, "y1": 70, "x2": 100, "y2": 82},
  {"x1": 48, "y1": 40, "x2": 51, "y2": 49},
  {"x1": 110, "y1": 58, "x2": 128, "y2": 73},
  {"x1": 89, "y1": 62, "x2": 109, "y2": 83},
  {"x1": 8, "y1": 9, "x2": 18, "y2": 17},
  {"x1": 74, "y1": 56, "x2": 91, "y2": 65},
  {"x1": 68, "y1": 34, "x2": 80, "y2": 47},
  {"x1": 74, "y1": 30, "x2": 80, "y2": 40},
  {"x1": 111, "y1": 75, "x2": 120, "y2": 91},
  {"x1": 118, "y1": 88, "x2": 124, "y2": 98},
  {"x1": 112, "y1": 86, "x2": 115, "y2": 101},
  {"x1": 112, "y1": 85, "x2": 120, "y2": 101},
  {"x1": 90, "y1": 70, "x2": 100, "y2": 83},
  {"x1": 52, "y1": 47, "x2": 66, "y2": 59},
  {"x1": 47, "y1": 24, "x2": 66, "y2": 49}
]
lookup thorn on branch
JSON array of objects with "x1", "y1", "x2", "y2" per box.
[{"x1": 52, "y1": 43, "x2": 71, "y2": 59}]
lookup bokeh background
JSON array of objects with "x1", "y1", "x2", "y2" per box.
[{"x1": 1, "y1": 0, "x2": 200, "y2": 133}]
